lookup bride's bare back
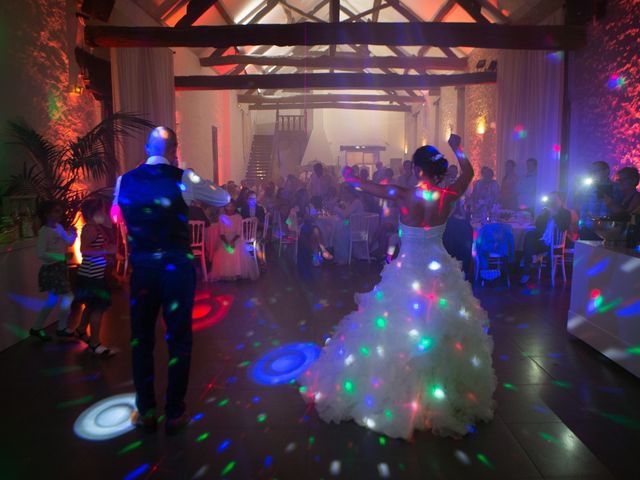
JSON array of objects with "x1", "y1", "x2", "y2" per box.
[{"x1": 343, "y1": 134, "x2": 474, "y2": 228}]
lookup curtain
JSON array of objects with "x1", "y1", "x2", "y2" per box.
[
  {"x1": 496, "y1": 50, "x2": 564, "y2": 208},
  {"x1": 111, "y1": 47, "x2": 176, "y2": 172}
]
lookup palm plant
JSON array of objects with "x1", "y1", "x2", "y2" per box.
[{"x1": 5, "y1": 113, "x2": 155, "y2": 227}]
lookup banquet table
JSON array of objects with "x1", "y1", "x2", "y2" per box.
[{"x1": 315, "y1": 213, "x2": 380, "y2": 263}]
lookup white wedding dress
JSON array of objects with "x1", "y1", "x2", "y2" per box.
[{"x1": 298, "y1": 223, "x2": 496, "y2": 439}]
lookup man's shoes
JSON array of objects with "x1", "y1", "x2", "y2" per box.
[
  {"x1": 131, "y1": 410, "x2": 157, "y2": 433},
  {"x1": 29, "y1": 328, "x2": 52, "y2": 341},
  {"x1": 165, "y1": 413, "x2": 191, "y2": 435},
  {"x1": 519, "y1": 274, "x2": 530, "y2": 284},
  {"x1": 56, "y1": 328, "x2": 75, "y2": 338}
]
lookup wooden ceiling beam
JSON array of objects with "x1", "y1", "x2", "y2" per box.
[
  {"x1": 238, "y1": 93, "x2": 426, "y2": 104},
  {"x1": 87, "y1": 23, "x2": 587, "y2": 50},
  {"x1": 280, "y1": 0, "x2": 325, "y2": 22},
  {"x1": 175, "y1": 71, "x2": 496, "y2": 91},
  {"x1": 200, "y1": 53, "x2": 467, "y2": 70},
  {"x1": 174, "y1": 0, "x2": 219, "y2": 28},
  {"x1": 248, "y1": 102, "x2": 412, "y2": 112},
  {"x1": 455, "y1": 0, "x2": 490, "y2": 24}
]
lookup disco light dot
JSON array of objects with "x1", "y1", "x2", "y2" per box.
[
  {"x1": 330, "y1": 460, "x2": 341, "y2": 475},
  {"x1": 412, "y1": 281, "x2": 420, "y2": 291},
  {"x1": 363, "y1": 417, "x2": 376, "y2": 428},
  {"x1": 73, "y1": 393, "x2": 136, "y2": 441},
  {"x1": 471, "y1": 356, "x2": 481, "y2": 367},
  {"x1": 375, "y1": 291, "x2": 384, "y2": 300},
  {"x1": 360, "y1": 346, "x2": 371, "y2": 357},
  {"x1": 378, "y1": 463, "x2": 390, "y2": 478},
  {"x1": 432, "y1": 387, "x2": 445, "y2": 399},
  {"x1": 454, "y1": 450, "x2": 471, "y2": 465},
  {"x1": 375, "y1": 317, "x2": 386, "y2": 329},
  {"x1": 408, "y1": 329, "x2": 419, "y2": 337},
  {"x1": 376, "y1": 345, "x2": 385, "y2": 357},
  {"x1": 249, "y1": 343, "x2": 320, "y2": 385},
  {"x1": 220, "y1": 461, "x2": 236, "y2": 476},
  {"x1": 384, "y1": 408, "x2": 393, "y2": 419},
  {"x1": 439, "y1": 298, "x2": 448, "y2": 307},
  {"x1": 608, "y1": 73, "x2": 627, "y2": 90},
  {"x1": 379, "y1": 436, "x2": 387, "y2": 446},
  {"x1": 344, "y1": 354, "x2": 355, "y2": 366},
  {"x1": 344, "y1": 380, "x2": 354, "y2": 393},
  {"x1": 428, "y1": 261, "x2": 441, "y2": 271},
  {"x1": 257, "y1": 413, "x2": 267, "y2": 423}
]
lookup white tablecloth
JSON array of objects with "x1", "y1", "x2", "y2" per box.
[
  {"x1": 472, "y1": 222, "x2": 535, "y2": 251},
  {"x1": 316, "y1": 214, "x2": 380, "y2": 264}
]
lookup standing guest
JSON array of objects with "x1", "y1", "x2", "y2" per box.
[
  {"x1": 442, "y1": 164, "x2": 459, "y2": 187},
  {"x1": 240, "y1": 191, "x2": 266, "y2": 231},
  {"x1": 211, "y1": 200, "x2": 257, "y2": 280},
  {"x1": 573, "y1": 161, "x2": 615, "y2": 240},
  {"x1": 519, "y1": 191, "x2": 571, "y2": 284},
  {"x1": 381, "y1": 167, "x2": 395, "y2": 185},
  {"x1": 331, "y1": 185, "x2": 365, "y2": 265},
  {"x1": 360, "y1": 167, "x2": 370, "y2": 182},
  {"x1": 398, "y1": 160, "x2": 418, "y2": 188},
  {"x1": 500, "y1": 159, "x2": 519, "y2": 210},
  {"x1": 260, "y1": 181, "x2": 277, "y2": 212},
  {"x1": 605, "y1": 167, "x2": 640, "y2": 215},
  {"x1": 225, "y1": 181, "x2": 239, "y2": 201},
  {"x1": 308, "y1": 163, "x2": 331, "y2": 199},
  {"x1": 188, "y1": 201, "x2": 211, "y2": 227},
  {"x1": 469, "y1": 167, "x2": 500, "y2": 219},
  {"x1": 74, "y1": 197, "x2": 116, "y2": 356},
  {"x1": 372, "y1": 161, "x2": 385, "y2": 183},
  {"x1": 517, "y1": 158, "x2": 538, "y2": 212},
  {"x1": 31, "y1": 200, "x2": 77, "y2": 340},
  {"x1": 115, "y1": 127, "x2": 230, "y2": 434}
]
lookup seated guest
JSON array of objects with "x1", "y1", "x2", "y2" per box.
[
  {"x1": 443, "y1": 197, "x2": 473, "y2": 280},
  {"x1": 211, "y1": 200, "x2": 258, "y2": 281},
  {"x1": 239, "y1": 190, "x2": 266, "y2": 233},
  {"x1": 605, "y1": 167, "x2": 640, "y2": 215},
  {"x1": 324, "y1": 185, "x2": 339, "y2": 212},
  {"x1": 372, "y1": 161, "x2": 385, "y2": 183},
  {"x1": 470, "y1": 166, "x2": 500, "y2": 220},
  {"x1": 517, "y1": 157, "x2": 538, "y2": 212},
  {"x1": 573, "y1": 161, "x2": 615, "y2": 240},
  {"x1": 331, "y1": 185, "x2": 365, "y2": 265},
  {"x1": 359, "y1": 167, "x2": 370, "y2": 182},
  {"x1": 189, "y1": 201, "x2": 211, "y2": 227},
  {"x1": 382, "y1": 167, "x2": 395, "y2": 185},
  {"x1": 519, "y1": 191, "x2": 571, "y2": 283},
  {"x1": 500, "y1": 159, "x2": 519, "y2": 210},
  {"x1": 309, "y1": 162, "x2": 331, "y2": 199}
]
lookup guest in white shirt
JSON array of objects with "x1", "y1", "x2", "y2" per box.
[
  {"x1": 332, "y1": 185, "x2": 365, "y2": 265},
  {"x1": 517, "y1": 157, "x2": 538, "y2": 212},
  {"x1": 308, "y1": 163, "x2": 331, "y2": 199}
]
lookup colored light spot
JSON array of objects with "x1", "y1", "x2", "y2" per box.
[
  {"x1": 378, "y1": 463, "x2": 390, "y2": 478},
  {"x1": 217, "y1": 439, "x2": 231, "y2": 453},
  {"x1": 344, "y1": 380, "x2": 354, "y2": 393},
  {"x1": 439, "y1": 298, "x2": 447, "y2": 307},
  {"x1": 168, "y1": 357, "x2": 178, "y2": 367},
  {"x1": 552, "y1": 144, "x2": 561, "y2": 153},
  {"x1": 375, "y1": 291, "x2": 384, "y2": 300},
  {"x1": 308, "y1": 435, "x2": 315, "y2": 445},
  {"x1": 375, "y1": 317, "x2": 386, "y2": 329},
  {"x1": 118, "y1": 440, "x2": 143, "y2": 455},
  {"x1": 608, "y1": 73, "x2": 627, "y2": 90},
  {"x1": 419, "y1": 337, "x2": 432, "y2": 351},
  {"x1": 513, "y1": 125, "x2": 528, "y2": 140},
  {"x1": 455, "y1": 342, "x2": 462, "y2": 351},
  {"x1": 552, "y1": 380, "x2": 572, "y2": 389},
  {"x1": 627, "y1": 346, "x2": 640, "y2": 355},
  {"x1": 169, "y1": 301, "x2": 179, "y2": 312},
  {"x1": 538, "y1": 432, "x2": 559, "y2": 443},
  {"x1": 360, "y1": 346, "x2": 370, "y2": 357},
  {"x1": 379, "y1": 436, "x2": 387, "y2": 445},
  {"x1": 384, "y1": 408, "x2": 393, "y2": 419},
  {"x1": 124, "y1": 464, "x2": 150, "y2": 480},
  {"x1": 220, "y1": 461, "x2": 236, "y2": 476},
  {"x1": 330, "y1": 460, "x2": 341, "y2": 475},
  {"x1": 590, "y1": 289, "x2": 601, "y2": 299},
  {"x1": 432, "y1": 386, "x2": 445, "y2": 399},
  {"x1": 376, "y1": 345, "x2": 385, "y2": 357},
  {"x1": 364, "y1": 417, "x2": 376, "y2": 428},
  {"x1": 477, "y1": 453, "x2": 494, "y2": 469},
  {"x1": 196, "y1": 432, "x2": 210, "y2": 442},
  {"x1": 412, "y1": 281, "x2": 420, "y2": 291},
  {"x1": 225, "y1": 244, "x2": 234, "y2": 254},
  {"x1": 409, "y1": 329, "x2": 419, "y2": 337},
  {"x1": 218, "y1": 398, "x2": 229, "y2": 407},
  {"x1": 471, "y1": 356, "x2": 481, "y2": 367},
  {"x1": 257, "y1": 413, "x2": 267, "y2": 422},
  {"x1": 57, "y1": 395, "x2": 94, "y2": 409},
  {"x1": 299, "y1": 386, "x2": 308, "y2": 394},
  {"x1": 428, "y1": 261, "x2": 441, "y2": 271},
  {"x1": 344, "y1": 354, "x2": 355, "y2": 366},
  {"x1": 503, "y1": 383, "x2": 517, "y2": 390},
  {"x1": 264, "y1": 455, "x2": 273, "y2": 468}
]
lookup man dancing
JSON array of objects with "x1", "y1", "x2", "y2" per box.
[{"x1": 115, "y1": 127, "x2": 229, "y2": 434}]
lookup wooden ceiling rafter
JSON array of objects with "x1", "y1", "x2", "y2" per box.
[
  {"x1": 454, "y1": 0, "x2": 490, "y2": 24},
  {"x1": 174, "y1": 0, "x2": 219, "y2": 28}
]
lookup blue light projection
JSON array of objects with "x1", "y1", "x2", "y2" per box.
[{"x1": 250, "y1": 343, "x2": 321, "y2": 385}]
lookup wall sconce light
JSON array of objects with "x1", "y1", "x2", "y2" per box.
[
  {"x1": 69, "y1": 84, "x2": 84, "y2": 96},
  {"x1": 476, "y1": 117, "x2": 486, "y2": 135}
]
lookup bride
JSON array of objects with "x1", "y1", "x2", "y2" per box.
[{"x1": 298, "y1": 135, "x2": 496, "y2": 439}]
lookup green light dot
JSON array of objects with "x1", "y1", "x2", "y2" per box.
[
  {"x1": 375, "y1": 317, "x2": 386, "y2": 329},
  {"x1": 169, "y1": 301, "x2": 179, "y2": 312},
  {"x1": 419, "y1": 337, "x2": 432, "y2": 351},
  {"x1": 359, "y1": 346, "x2": 370, "y2": 357},
  {"x1": 221, "y1": 461, "x2": 236, "y2": 476},
  {"x1": 196, "y1": 432, "x2": 210, "y2": 442},
  {"x1": 218, "y1": 398, "x2": 229, "y2": 407},
  {"x1": 379, "y1": 436, "x2": 387, "y2": 446},
  {"x1": 308, "y1": 436, "x2": 315, "y2": 445},
  {"x1": 384, "y1": 408, "x2": 393, "y2": 419},
  {"x1": 130, "y1": 338, "x2": 140, "y2": 347},
  {"x1": 168, "y1": 357, "x2": 178, "y2": 367},
  {"x1": 375, "y1": 291, "x2": 384, "y2": 300},
  {"x1": 299, "y1": 386, "x2": 308, "y2": 394},
  {"x1": 627, "y1": 346, "x2": 640, "y2": 355},
  {"x1": 344, "y1": 380, "x2": 354, "y2": 393},
  {"x1": 257, "y1": 413, "x2": 267, "y2": 423},
  {"x1": 503, "y1": 383, "x2": 517, "y2": 390},
  {"x1": 238, "y1": 361, "x2": 251, "y2": 368},
  {"x1": 439, "y1": 298, "x2": 447, "y2": 307},
  {"x1": 432, "y1": 386, "x2": 445, "y2": 399}
]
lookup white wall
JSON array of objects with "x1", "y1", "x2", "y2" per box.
[
  {"x1": 302, "y1": 109, "x2": 406, "y2": 166},
  {"x1": 174, "y1": 49, "x2": 249, "y2": 184}
]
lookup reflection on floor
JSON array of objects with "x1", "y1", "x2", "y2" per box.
[{"x1": 2, "y1": 256, "x2": 639, "y2": 479}]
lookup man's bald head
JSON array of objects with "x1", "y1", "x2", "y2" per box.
[{"x1": 146, "y1": 127, "x2": 178, "y2": 166}]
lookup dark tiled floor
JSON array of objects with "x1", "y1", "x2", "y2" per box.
[{"x1": 1, "y1": 255, "x2": 639, "y2": 479}]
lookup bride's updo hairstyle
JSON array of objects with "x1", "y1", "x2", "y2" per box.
[{"x1": 412, "y1": 145, "x2": 448, "y2": 184}]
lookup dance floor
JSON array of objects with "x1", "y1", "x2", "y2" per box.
[{"x1": 2, "y1": 257, "x2": 639, "y2": 479}]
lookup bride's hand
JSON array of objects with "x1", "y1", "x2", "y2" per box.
[{"x1": 448, "y1": 133, "x2": 462, "y2": 152}]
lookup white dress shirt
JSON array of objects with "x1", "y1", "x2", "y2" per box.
[{"x1": 113, "y1": 156, "x2": 230, "y2": 208}]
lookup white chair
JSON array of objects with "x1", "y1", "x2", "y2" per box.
[
  {"x1": 348, "y1": 213, "x2": 372, "y2": 264},
  {"x1": 242, "y1": 217, "x2": 259, "y2": 272},
  {"x1": 275, "y1": 210, "x2": 299, "y2": 262},
  {"x1": 476, "y1": 254, "x2": 511, "y2": 287},
  {"x1": 189, "y1": 220, "x2": 208, "y2": 282},
  {"x1": 537, "y1": 228, "x2": 568, "y2": 286}
]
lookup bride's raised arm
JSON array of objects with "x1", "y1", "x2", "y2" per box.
[
  {"x1": 342, "y1": 166, "x2": 409, "y2": 201},
  {"x1": 446, "y1": 134, "x2": 474, "y2": 200}
]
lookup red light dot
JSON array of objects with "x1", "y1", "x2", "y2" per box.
[
  {"x1": 455, "y1": 342, "x2": 463, "y2": 351},
  {"x1": 553, "y1": 144, "x2": 561, "y2": 153},
  {"x1": 590, "y1": 289, "x2": 601, "y2": 300}
]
